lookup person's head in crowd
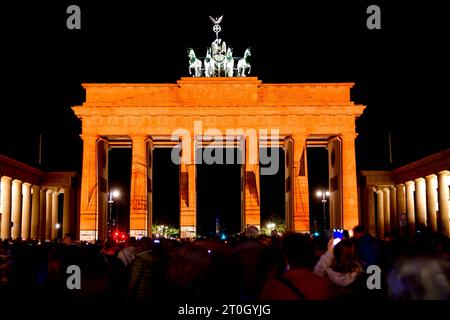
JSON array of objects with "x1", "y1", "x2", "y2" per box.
[
  {"x1": 62, "y1": 232, "x2": 76, "y2": 245},
  {"x1": 352, "y1": 225, "x2": 366, "y2": 240},
  {"x1": 281, "y1": 232, "x2": 316, "y2": 269},
  {"x1": 244, "y1": 225, "x2": 259, "y2": 239},
  {"x1": 388, "y1": 255, "x2": 450, "y2": 300},
  {"x1": 332, "y1": 238, "x2": 360, "y2": 273},
  {"x1": 101, "y1": 238, "x2": 117, "y2": 256}
]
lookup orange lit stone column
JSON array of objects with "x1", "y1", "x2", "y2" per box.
[
  {"x1": 367, "y1": 187, "x2": 376, "y2": 235},
  {"x1": 51, "y1": 190, "x2": 59, "y2": 239},
  {"x1": 11, "y1": 179, "x2": 22, "y2": 239},
  {"x1": 396, "y1": 184, "x2": 406, "y2": 237},
  {"x1": 39, "y1": 188, "x2": 47, "y2": 239},
  {"x1": 292, "y1": 134, "x2": 309, "y2": 233},
  {"x1": 30, "y1": 185, "x2": 40, "y2": 239},
  {"x1": 376, "y1": 189, "x2": 384, "y2": 239},
  {"x1": 438, "y1": 170, "x2": 449, "y2": 236},
  {"x1": 180, "y1": 137, "x2": 196, "y2": 238},
  {"x1": 130, "y1": 136, "x2": 148, "y2": 238},
  {"x1": 425, "y1": 174, "x2": 438, "y2": 233},
  {"x1": 341, "y1": 133, "x2": 359, "y2": 231},
  {"x1": 382, "y1": 188, "x2": 390, "y2": 234},
  {"x1": 79, "y1": 135, "x2": 98, "y2": 241},
  {"x1": 415, "y1": 178, "x2": 427, "y2": 229},
  {"x1": 405, "y1": 181, "x2": 415, "y2": 237},
  {"x1": 243, "y1": 134, "x2": 260, "y2": 230},
  {"x1": 46, "y1": 189, "x2": 53, "y2": 240},
  {"x1": 62, "y1": 187, "x2": 72, "y2": 236},
  {"x1": 0, "y1": 176, "x2": 12, "y2": 240},
  {"x1": 21, "y1": 182, "x2": 32, "y2": 239}
]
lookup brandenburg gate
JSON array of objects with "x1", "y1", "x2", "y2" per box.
[{"x1": 72, "y1": 77, "x2": 365, "y2": 240}]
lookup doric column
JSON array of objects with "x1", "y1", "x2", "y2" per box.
[
  {"x1": 292, "y1": 134, "x2": 309, "y2": 233},
  {"x1": 382, "y1": 188, "x2": 390, "y2": 234},
  {"x1": 438, "y1": 170, "x2": 449, "y2": 236},
  {"x1": 130, "y1": 136, "x2": 148, "y2": 238},
  {"x1": 30, "y1": 185, "x2": 40, "y2": 239},
  {"x1": 79, "y1": 135, "x2": 99, "y2": 241},
  {"x1": 243, "y1": 133, "x2": 260, "y2": 231},
  {"x1": 46, "y1": 189, "x2": 53, "y2": 240},
  {"x1": 405, "y1": 181, "x2": 415, "y2": 238},
  {"x1": 396, "y1": 184, "x2": 406, "y2": 237},
  {"x1": 62, "y1": 187, "x2": 72, "y2": 236},
  {"x1": 341, "y1": 133, "x2": 359, "y2": 231},
  {"x1": 376, "y1": 189, "x2": 384, "y2": 239},
  {"x1": 39, "y1": 188, "x2": 47, "y2": 239},
  {"x1": 415, "y1": 178, "x2": 427, "y2": 228},
  {"x1": 179, "y1": 136, "x2": 196, "y2": 238},
  {"x1": 425, "y1": 174, "x2": 438, "y2": 233},
  {"x1": 52, "y1": 191, "x2": 59, "y2": 239},
  {"x1": 21, "y1": 182, "x2": 32, "y2": 239},
  {"x1": 389, "y1": 186, "x2": 397, "y2": 231},
  {"x1": 11, "y1": 179, "x2": 22, "y2": 239},
  {"x1": 367, "y1": 186, "x2": 376, "y2": 236},
  {"x1": 0, "y1": 176, "x2": 12, "y2": 240}
]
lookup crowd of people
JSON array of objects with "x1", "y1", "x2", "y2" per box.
[{"x1": 0, "y1": 225, "x2": 449, "y2": 301}]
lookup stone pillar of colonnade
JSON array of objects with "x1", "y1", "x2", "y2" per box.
[
  {"x1": 79, "y1": 135, "x2": 99, "y2": 241},
  {"x1": 30, "y1": 185, "x2": 40, "y2": 239},
  {"x1": 39, "y1": 188, "x2": 47, "y2": 240},
  {"x1": 292, "y1": 134, "x2": 309, "y2": 233},
  {"x1": 438, "y1": 170, "x2": 449, "y2": 236},
  {"x1": 383, "y1": 188, "x2": 391, "y2": 232},
  {"x1": 367, "y1": 187, "x2": 376, "y2": 236},
  {"x1": 11, "y1": 179, "x2": 22, "y2": 239},
  {"x1": 180, "y1": 137, "x2": 196, "y2": 238},
  {"x1": 62, "y1": 187, "x2": 72, "y2": 236},
  {"x1": 21, "y1": 183, "x2": 32, "y2": 239},
  {"x1": 396, "y1": 184, "x2": 406, "y2": 237},
  {"x1": 376, "y1": 189, "x2": 384, "y2": 239},
  {"x1": 415, "y1": 178, "x2": 427, "y2": 229},
  {"x1": 51, "y1": 190, "x2": 59, "y2": 239},
  {"x1": 45, "y1": 189, "x2": 53, "y2": 240},
  {"x1": 130, "y1": 136, "x2": 148, "y2": 238},
  {"x1": 389, "y1": 186, "x2": 397, "y2": 232},
  {"x1": 243, "y1": 133, "x2": 261, "y2": 231},
  {"x1": 425, "y1": 174, "x2": 438, "y2": 233},
  {"x1": 382, "y1": 188, "x2": 390, "y2": 235},
  {"x1": 341, "y1": 133, "x2": 359, "y2": 231},
  {"x1": 0, "y1": 176, "x2": 12, "y2": 240},
  {"x1": 405, "y1": 181, "x2": 415, "y2": 238}
]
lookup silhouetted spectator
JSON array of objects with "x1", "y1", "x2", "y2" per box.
[
  {"x1": 352, "y1": 225, "x2": 381, "y2": 270},
  {"x1": 388, "y1": 255, "x2": 450, "y2": 300},
  {"x1": 260, "y1": 233, "x2": 334, "y2": 300}
]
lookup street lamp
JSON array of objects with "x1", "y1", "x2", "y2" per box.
[
  {"x1": 316, "y1": 190, "x2": 330, "y2": 231},
  {"x1": 108, "y1": 189, "x2": 120, "y2": 236}
]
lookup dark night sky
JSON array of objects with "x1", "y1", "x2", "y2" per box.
[{"x1": 1, "y1": 1, "x2": 448, "y2": 231}]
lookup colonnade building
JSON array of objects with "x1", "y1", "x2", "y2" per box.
[
  {"x1": 0, "y1": 154, "x2": 78, "y2": 240},
  {"x1": 359, "y1": 149, "x2": 450, "y2": 238}
]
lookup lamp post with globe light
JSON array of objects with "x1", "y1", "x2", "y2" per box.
[
  {"x1": 316, "y1": 190, "x2": 330, "y2": 231},
  {"x1": 108, "y1": 190, "x2": 120, "y2": 236}
]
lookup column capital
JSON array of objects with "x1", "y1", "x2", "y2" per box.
[
  {"x1": 22, "y1": 182, "x2": 32, "y2": 188},
  {"x1": 80, "y1": 134, "x2": 98, "y2": 141},
  {"x1": 425, "y1": 174, "x2": 437, "y2": 180},
  {"x1": 389, "y1": 185, "x2": 396, "y2": 191},
  {"x1": 130, "y1": 135, "x2": 148, "y2": 142},
  {"x1": 382, "y1": 187, "x2": 390, "y2": 193},
  {"x1": 340, "y1": 132, "x2": 358, "y2": 139},
  {"x1": 396, "y1": 183, "x2": 405, "y2": 188},
  {"x1": 12, "y1": 179, "x2": 22, "y2": 185},
  {"x1": 438, "y1": 170, "x2": 450, "y2": 177},
  {"x1": 414, "y1": 177, "x2": 425, "y2": 183},
  {"x1": 1, "y1": 176, "x2": 12, "y2": 183},
  {"x1": 405, "y1": 180, "x2": 415, "y2": 187}
]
